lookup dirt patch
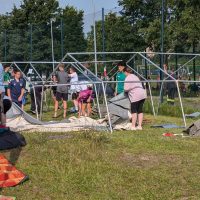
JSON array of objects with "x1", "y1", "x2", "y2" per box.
[{"x1": 118, "y1": 153, "x2": 181, "y2": 169}]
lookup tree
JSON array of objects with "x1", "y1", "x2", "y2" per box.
[{"x1": 119, "y1": 0, "x2": 200, "y2": 52}]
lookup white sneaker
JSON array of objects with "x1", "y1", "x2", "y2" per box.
[
  {"x1": 136, "y1": 126, "x2": 143, "y2": 130},
  {"x1": 130, "y1": 127, "x2": 137, "y2": 131}
]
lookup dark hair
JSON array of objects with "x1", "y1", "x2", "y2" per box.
[
  {"x1": 69, "y1": 66, "x2": 76, "y2": 72},
  {"x1": 117, "y1": 61, "x2": 126, "y2": 67},
  {"x1": 3, "y1": 65, "x2": 10, "y2": 70},
  {"x1": 13, "y1": 68, "x2": 20, "y2": 74},
  {"x1": 124, "y1": 67, "x2": 133, "y2": 74}
]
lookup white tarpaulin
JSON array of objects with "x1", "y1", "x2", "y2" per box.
[{"x1": 6, "y1": 104, "x2": 108, "y2": 132}]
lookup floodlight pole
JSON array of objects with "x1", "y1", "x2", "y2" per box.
[
  {"x1": 92, "y1": 0, "x2": 98, "y2": 76},
  {"x1": 102, "y1": 8, "x2": 106, "y2": 62},
  {"x1": 51, "y1": 18, "x2": 55, "y2": 71},
  {"x1": 160, "y1": 0, "x2": 165, "y2": 103},
  {"x1": 4, "y1": 30, "x2": 7, "y2": 62},
  {"x1": 60, "y1": 9, "x2": 64, "y2": 59},
  {"x1": 29, "y1": 24, "x2": 33, "y2": 61}
]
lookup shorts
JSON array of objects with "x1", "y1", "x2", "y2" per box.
[
  {"x1": 72, "y1": 92, "x2": 79, "y2": 100},
  {"x1": 131, "y1": 99, "x2": 145, "y2": 114},
  {"x1": 22, "y1": 96, "x2": 26, "y2": 105},
  {"x1": 56, "y1": 92, "x2": 68, "y2": 101},
  {"x1": 3, "y1": 99, "x2": 12, "y2": 114},
  {"x1": 82, "y1": 99, "x2": 93, "y2": 104}
]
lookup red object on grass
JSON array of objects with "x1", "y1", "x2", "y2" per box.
[
  {"x1": 163, "y1": 133, "x2": 175, "y2": 137},
  {"x1": 0, "y1": 155, "x2": 28, "y2": 188}
]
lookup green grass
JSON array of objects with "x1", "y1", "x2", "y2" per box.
[{"x1": 1, "y1": 114, "x2": 200, "y2": 199}]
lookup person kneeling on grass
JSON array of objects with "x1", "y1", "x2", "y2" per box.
[
  {"x1": 124, "y1": 67, "x2": 147, "y2": 130},
  {"x1": 77, "y1": 84, "x2": 94, "y2": 118}
]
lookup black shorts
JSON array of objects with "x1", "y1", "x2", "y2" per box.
[
  {"x1": 131, "y1": 99, "x2": 145, "y2": 114},
  {"x1": 3, "y1": 99, "x2": 12, "y2": 114},
  {"x1": 72, "y1": 92, "x2": 79, "y2": 100},
  {"x1": 82, "y1": 99, "x2": 93, "y2": 104},
  {"x1": 56, "y1": 92, "x2": 68, "y2": 101}
]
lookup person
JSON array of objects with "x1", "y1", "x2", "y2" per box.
[
  {"x1": 77, "y1": 84, "x2": 94, "y2": 118},
  {"x1": 115, "y1": 62, "x2": 126, "y2": 96},
  {"x1": 124, "y1": 67, "x2": 147, "y2": 130},
  {"x1": 20, "y1": 73, "x2": 27, "y2": 110},
  {"x1": 0, "y1": 62, "x2": 11, "y2": 125},
  {"x1": 51, "y1": 74, "x2": 58, "y2": 109},
  {"x1": 166, "y1": 68, "x2": 177, "y2": 105},
  {"x1": 68, "y1": 67, "x2": 79, "y2": 113},
  {"x1": 3, "y1": 65, "x2": 11, "y2": 95},
  {"x1": 7, "y1": 68, "x2": 25, "y2": 108},
  {"x1": 30, "y1": 84, "x2": 43, "y2": 114},
  {"x1": 54, "y1": 64, "x2": 69, "y2": 118}
]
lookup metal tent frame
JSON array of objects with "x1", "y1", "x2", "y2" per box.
[{"x1": 3, "y1": 51, "x2": 200, "y2": 131}]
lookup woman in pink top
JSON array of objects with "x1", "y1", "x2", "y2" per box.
[{"x1": 124, "y1": 67, "x2": 147, "y2": 130}]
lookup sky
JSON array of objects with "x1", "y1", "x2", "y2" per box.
[
  {"x1": 0, "y1": 0, "x2": 120, "y2": 15},
  {"x1": 0, "y1": 0, "x2": 120, "y2": 32}
]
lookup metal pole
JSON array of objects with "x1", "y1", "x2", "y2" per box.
[
  {"x1": 102, "y1": 8, "x2": 105, "y2": 62},
  {"x1": 144, "y1": 51, "x2": 148, "y2": 79},
  {"x1": 40, "y1": 85, "x2": 44, "y2": 120},
  {"x1": 101, "y1": 82, "x2": 113, "y2": 133},
  {"x1": 193, "y1": 42, "x2": 196, "y2": 81},
  {"x1": 51, "y1": 19, "x2": 55, "y2": 71},
  {"x1": 61, "y1": 17, "x2": 64, "y2": 58},
  {"x1": 4, "y1": 30, "x2": 7, "y2": 62},
  {"x1": 175, "y1": 54, "x2": 178, "y2": 76},
  {"x1": 176, "y1": 81, "x2": 186, "y2": 127},
  {"x1": 30, "y1": 24, "x2": 33, "y2": 61},
  {"x1": 33, "y1": 85, "x2": 39, "y2": 120},
  {"x1": 160, "y1": 0, "x2": 165, "y2": 103},
  {"x1": 92, "y1": 0, "x2": 98, "y2": 76}
]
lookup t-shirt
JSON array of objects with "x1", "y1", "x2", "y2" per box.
[
  {"x1": 0, "y1": 63, "x2": 5, "y2": 93},
  {"x1": 56, "y1": 71, "x2": 68, "y2": 94},
  {"x1": 69, "y1": 72, "x2": 78, "y2": 91},
  {"x1": 124, "y1": 74, "x2": 147, "y2": 103},
  {"x1": 116, "y1": 71, "x2": 126, "y2": 94},
  {"x1": 8, "y1": 78, "x2": 25, "y2": 102},
  {"x1": 76, "y1": 81, "x2": 88, "y2": 92},
  {"x1": 78, "y1": 89, "x2": 93, "y2": 102},
  {"x1": 3, "y1": 72, "x2": 10, "y2": 88}
]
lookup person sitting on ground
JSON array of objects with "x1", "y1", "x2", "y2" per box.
[
  {"x1": 7, "y1": 68, "x2": 25, "y2": 108},
  {"x1": 77, "y1": 84, "x2": 94, "y2": 118},
  {"x1": 124, "y1": 67, "x2": 147, "y2": 130},
  {"x1": 54, "y1": 64, "x2": 69, "y2": 118},
  {"x1": 68, "y1": 67, "x2": 79, "y2": 113},
  {"x1": 115, "y1": 62, "x2": 126, "y2": 96},
  {"x1": 3, "y1": 65, "x2": 11, "y2": 95}
]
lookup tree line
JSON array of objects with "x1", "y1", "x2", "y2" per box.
[{"x1": 0, "y1": 0, "x2": 199, "y2": 64}]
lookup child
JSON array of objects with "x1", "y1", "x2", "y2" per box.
[
  {"x1": 54, "y1": 64, "x2": 68, "y2": 118},
  {"x1": 77, "y1": 84, "x2": 94, "y2": 117},
  {"x1": 69, "y1": 67, "x2": 79, "y2": 113},
  {"x1": 3, "y1": 65, "x2": 11, "y2": 95},
  {"x1": 7, "y1": 69, "x2": 25, "y2": 108}
]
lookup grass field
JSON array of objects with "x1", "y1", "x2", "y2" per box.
[{"x1": 1, "y1": 114, "x2": 200, "y2": 200}]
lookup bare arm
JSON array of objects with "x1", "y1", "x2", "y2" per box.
[
  {"x1": 18, "y1": 88, "x2": 25, "y2": 102},
  {"x1": 7, "y1": 88, "x2": 11, "y2": 99}
]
